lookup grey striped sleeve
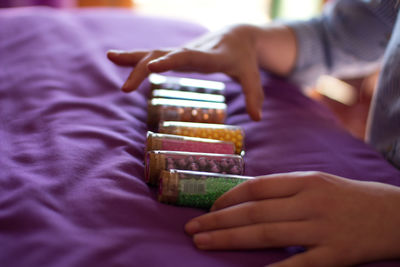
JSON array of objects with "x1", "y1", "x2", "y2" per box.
[{"x1": 286, "y1": 0, "x2": 399, "y2": 86}]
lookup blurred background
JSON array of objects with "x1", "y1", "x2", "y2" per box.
[
  {"x1": 0, "y1": 0, "x2": 325, "y2": 30},
  {"x1": 0, "y1": 0, "x2": 377, "y2": 140}
]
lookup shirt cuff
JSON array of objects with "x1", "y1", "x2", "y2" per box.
[{"x1": 285, "y1": 18, "x2": 329, "y2": 86}]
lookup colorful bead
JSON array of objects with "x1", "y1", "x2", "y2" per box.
[
  {"x1": 145, "y1": 150, "x2": 244, "y2": 186},
  {"x1": 159, "y1": 121, "x2": 245, "y2": 154},
  {"x1": 146, "y1": 131, "x2": 235, "y2": 155},
  {"x1": 158, "y1": 170, "x2": 252, "y2": 209},
  {"x1": 147, "y1": 98, "x2": 226, "y2": 129}
]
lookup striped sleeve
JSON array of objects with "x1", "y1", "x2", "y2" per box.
[
  {"x1": 286, "y1": 0, "x2": 399, "y2": 85},
  {"x1": 367, "y1": 9, "x2": 400, "y2": 168}
]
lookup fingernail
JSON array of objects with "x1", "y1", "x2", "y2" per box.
[
  {"x1": 252, "y1": 109, "x2": 262, "y2": 121},
  {"x1": 107, "y1": 49, "x2": 125, "y2": 54},
  {"x1": 185, "y1": 220, "x2": 201, "y2": 234},
  {"x1": 194, "y1": 233, "x2": 211, "y2": 248},
  {"x1": 121, "y1": 82, "x2": 131, "y2": 92}
]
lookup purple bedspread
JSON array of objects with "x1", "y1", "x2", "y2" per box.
[{"x1": 1, "y1": 7, "x2": 399, "y2": 267}]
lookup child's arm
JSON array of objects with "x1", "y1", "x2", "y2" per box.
[
  {"x1": 185, "y1": 172, "x2": 400, "y2": 266},
  {"x1": 107, "y1": 23, "x2": 297, "y2": 121},
  {"x1": 107, "y1": 1, "x2": 398, "y2": 121}
]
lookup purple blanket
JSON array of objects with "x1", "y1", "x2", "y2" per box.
[{"x1": 1, "y1": 7, "x2": 399, "y2": 267}]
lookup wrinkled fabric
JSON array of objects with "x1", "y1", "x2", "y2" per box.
[{"x1": 0, "y1": 7, "x2": 399, "y2": 267}]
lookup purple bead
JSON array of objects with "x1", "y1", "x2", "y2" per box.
[
  {"x1": 187, "y1": 156, "x2": 195, "y2": 164},
  {"x1": 220, "y1": 159, "x2": 229, "y2": 170},
  {"x1": 208, "y1": 159, "x2": 216, "y2": 166},
  {"x1": 226, "y1": 158, "x2": 235, "y2": 167},
  {"x1": 210, "y1": 165, "x2": 220, "y2": 173},
  {"x1": 198, "y1": 157, "x2": 208, "y2": 169},
  {"x1": 166, "y1": 157, "x2": 174, "y2": 165},
  {"x1": 207, "y1": 160, "x2": 219, "y2": 172},
  {"x1": 167, "y1": 163, "x2": 175, "y2": 170},
  {"x1": 177, "y1": 158, "x2": 188, "y2": 169},
  {"x1": 229, "y1": 165, "x2": 241, "y2": 174},
  {"x1": 190, "y1": 163, "x2": 199, "y2": 171}
]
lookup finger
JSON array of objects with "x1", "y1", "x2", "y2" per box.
[
  {"x1": 122, "y1": 51, "x2": 168, "y2": 92},
  {"x1": 268, "y1": 247, "x2": 339, "y2": 267},
  {"x1": 192, "y1": 221, "x2": 315, "y2": 250},
  {"x1": 211, "y1": 172, "x2": 309, "y2": 211},
  {"x1": 238, "y1": 66, "x2": 264, "y2": 121},
  {"x1": 107, "y1": 50, "x2": 150, "y2": 66},
  {"x1": 148, "y1": 48, "x2": 224, "y2": 74},
  {"x1": 185, "y1": 197, "x2": 308, "y2": 235},
  {"x1": 121, "y1": 58, "x2": 150, "y2": 92}
]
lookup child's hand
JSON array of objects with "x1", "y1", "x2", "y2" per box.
[
  {"x1": 185, "y1": 171, "x2": 400, "y2": 266},
  {"x1": 107, "y1": 25, "x2": 264, "y2": 121}
]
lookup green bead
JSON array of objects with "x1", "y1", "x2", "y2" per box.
[{"x1": 176, "y1": 177, "x2": 245, "y2": 209}]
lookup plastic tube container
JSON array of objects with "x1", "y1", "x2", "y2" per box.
[
  {"x1": 151, "y1": 89, "x2": 225, "y2": 103},
  {"x1": 149, "y1": 73, "x2": 225, "y2": 95},
  {"x1": 158, "y1": 121, "x2": 244, "y2": 154},
  {"x1": 147, "y1": 98, "x2": 226, "y2": 129},
  {"x1": 146, "y1": 131, "x2": 235, "y2": 155},
  {"x1": 145, "y1": 151, "x2": 244, "y2": 186},
  {"x1": 158, "y1": 169, "x2": 252, "y2": 209}
]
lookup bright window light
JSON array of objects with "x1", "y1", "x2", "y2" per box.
[{"x1": 133, "y1": 0, "x2": 271, "y2": 30}]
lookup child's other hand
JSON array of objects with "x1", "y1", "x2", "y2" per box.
[
  {"x1": 185, "y1": 171, "x2": 400, "y2": 266},
  {"x1": 107, "y1": 25, "x2": 264, "y2": 121}
]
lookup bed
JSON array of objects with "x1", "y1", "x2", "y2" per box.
[{"x1": 1, "y1": 6, "x2": 399, "y2": 267}]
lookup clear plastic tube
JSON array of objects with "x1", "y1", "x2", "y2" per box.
[
  {"x1": 146, "y1": 131, "x2": 235, "y2": 155},
  {"x1": 145, "y1": 151, "x2": 244, "y2": 186},
  {"x1": 147, "y1": 98, "x2": 226, "y2": 129},
  {"x1": 158, "y1": 169, "x2": 252, "y2": 209},
  {"x1": 158, "y1": 121, "x2": 244, "y2": 154}
]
